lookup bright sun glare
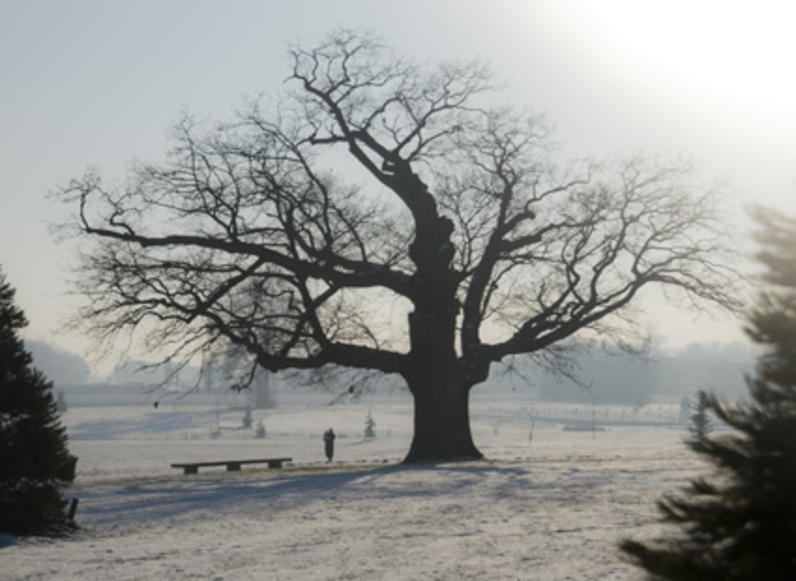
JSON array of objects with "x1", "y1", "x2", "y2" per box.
[{"x1": 557, "y1": 1, "x2": 796, "y2": 140}]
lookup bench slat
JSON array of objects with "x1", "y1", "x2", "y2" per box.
[{"x1": 171, "y1": 458, "x2": 292, "y2": 475}]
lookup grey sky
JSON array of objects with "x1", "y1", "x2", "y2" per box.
[{"x1": 2, "y1": 0, "x2": 794, "y2": 371}]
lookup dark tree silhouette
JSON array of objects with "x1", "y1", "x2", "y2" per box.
[
  {"x1": 0, "y1": 268, "x2": 75, "y2": 535},
  {"x1": 620, "y1": 207, "x2": 796, "y2": 580},
  {"x1": 59, "y1": 30, "x2": 740, "y2": 462}
]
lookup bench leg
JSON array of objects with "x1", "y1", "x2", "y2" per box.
[
  {"x1": 267, "y1": 461, "x2": 283, "y2": 469},
  {"x1": 184, "y1": 466, "x2": 198, "y2": 475},
  {"x1": 226, "y1": 463, "x2": 241, "y2": 471}
]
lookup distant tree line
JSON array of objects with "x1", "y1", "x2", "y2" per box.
[{"x1": 489, "y1": 342, "x2": 754, "y2": 406}]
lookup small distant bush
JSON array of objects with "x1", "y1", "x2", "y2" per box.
[
  {"x1": 255, "y1": 418, "x2": 266, "y2": 439},
  {"x1": 56, "y1": 390, "x2": 68, "y2": 413}
]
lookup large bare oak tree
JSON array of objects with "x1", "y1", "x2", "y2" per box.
[{"x1": 59, "y1": 31, "x2": 741, "y2": 461}]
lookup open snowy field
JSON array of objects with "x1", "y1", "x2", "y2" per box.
[{"x1": 2, "y1": 391, "x2": 703, "y2": 580}]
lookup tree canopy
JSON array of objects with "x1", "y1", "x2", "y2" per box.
[{"x1": 59, "y1": 30, "x2": 741, "y2": 461}]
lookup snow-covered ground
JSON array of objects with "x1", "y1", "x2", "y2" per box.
[{"x1": 2, "y1": 389, "x2": 703, "y2": 580}]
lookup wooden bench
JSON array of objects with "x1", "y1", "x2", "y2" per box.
[{"x1": 170, "y1": 457, "x2": 292, "y2": 475}]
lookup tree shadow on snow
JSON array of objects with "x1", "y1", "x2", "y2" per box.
[
  {"x1": 69, "y1": 458, "x2": 630, "y2": 534},
  {"x1": 69, "y1": 461, "x2": 526, "y2": 527}
]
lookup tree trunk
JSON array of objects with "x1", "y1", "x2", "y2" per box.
[
  {"x1": 401, "y1": 210, "x2": 482, "y2": 462},
  {"x1": 403, "y1": 371, "x2": 483, "y2": 463}
]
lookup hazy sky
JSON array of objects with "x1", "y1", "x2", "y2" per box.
[{"x1": 2, "y1": 0, "x2": 795, "y2": 371}]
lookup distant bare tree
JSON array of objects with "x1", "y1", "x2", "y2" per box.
[{"x1": 58, "y1": 30, "x2": 741, "y2": 461}]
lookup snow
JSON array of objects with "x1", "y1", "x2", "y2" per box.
[{"x1": 2, "y1": 389, "x2": 704, "y2": 580}]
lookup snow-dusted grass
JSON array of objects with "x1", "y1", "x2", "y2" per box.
[{"x1": 2, "y1": 392, "x2": 701, "y2": 580}]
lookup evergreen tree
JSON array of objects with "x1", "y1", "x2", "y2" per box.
[
  {"x1": 364, "y1": 411, "x2": 376, "y2": 440},
  {"x1": 0, "y1": 268, "x2": 76, "y2": 535},
  {"x1": 689, "y1": 391, "x2": 713, "y2": 443},
  {"x1": 620, "y1": 207, "x2": 796, "y2": 579},
  {"x1": 678, "y1": 395, "x2": 691, "y2": 425}
]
